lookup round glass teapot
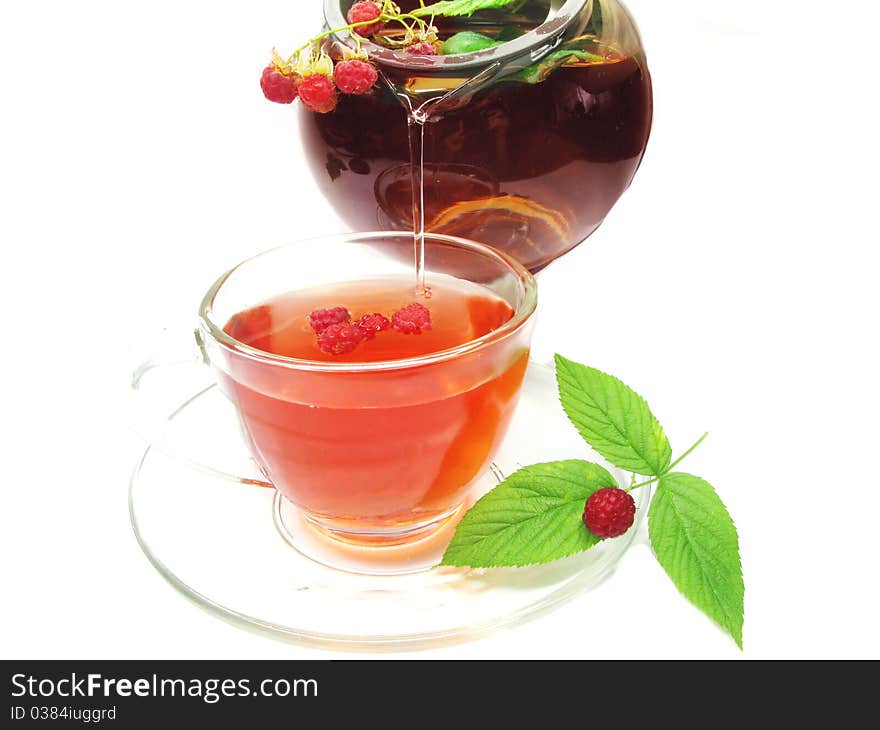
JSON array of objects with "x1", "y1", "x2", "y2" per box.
[{"x1": 298, "y1": 0, "x2": 653, "y2": 272}]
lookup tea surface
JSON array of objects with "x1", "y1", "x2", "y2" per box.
[{"x1": 224, "y1": 276, "x2": 515, "y2": 362}]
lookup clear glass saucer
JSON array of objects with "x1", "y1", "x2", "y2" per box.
[{"x1": 129, "y1": 361, "x2": 650, "y2": 651}]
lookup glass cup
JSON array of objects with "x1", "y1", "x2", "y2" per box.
[
  {"x1": 197, "y1": 232, "x2": 537, "y2": 546},
  {"x1": 298, "y1": 0, "x2": 653, "y2": 272}
]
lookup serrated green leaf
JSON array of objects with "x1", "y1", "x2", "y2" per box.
[
  {"x1": 509, "y1": 49, "x2": 605, "y2": 84},
  {"x1": 413, "y1": 0, "x2": 520, "y2": 18},
  {"x1": 555, "y1": 354, "x2": 672, "y2": 477},
  {"x1": 649, "y1": 473, "x2": 744, "y2": 648},
  {"x1": 440, "y1": 460, "x2": 617, "y2": 568}
]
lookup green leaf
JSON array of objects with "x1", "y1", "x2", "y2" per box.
[
  {"x1": 440, "y1": 31, "x2": 503, "y2": 55},
  {"x1": 649, "y1": 473, "x2": 744, "y2": 648},
  {"x1": 555, "y1": 354, "x2": 672, "y2": 476},
  {"x1": 509, "y1": 49, "x2": 605, "y2": 84},
  {"x1": 413, "y1": 0, "x2": 520, "y2": 18},
  {"x1": 440, "y1": 460, "x2": 617, "y2": 568}
]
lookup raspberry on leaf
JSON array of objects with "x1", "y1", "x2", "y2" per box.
[{"x1": 583, "y1": 487, "x2": 636, "y2": 539}]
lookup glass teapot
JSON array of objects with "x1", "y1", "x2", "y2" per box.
[{"x1": 298, "y1": 0, "x2": 652, "y2": 273}]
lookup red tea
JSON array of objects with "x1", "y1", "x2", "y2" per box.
[{"x1": 219, "y1": 277, "x2": 529, "y2": 541}]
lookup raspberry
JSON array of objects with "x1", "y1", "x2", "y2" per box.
[
  {"x1": 391, "y1": 303, "x2": 432, "y2": 334},
  {"x1": 583, "y1": 487, "x2": 636, "y2": 539},
  {"x1": 309, "y1": 306, "x2": 351, "y2": 333},
  {"x1": 298, "y1": 74, "x2": 337, "y2": 113},
  {"x1": 260, "y1": 66, "x2": 298, "y2": 104},
  {"x1": 334, "y1": 59, "x2": 379, "y2": 95},
  {"x1": 356, "y1": 312, "x2": 391, "y2": 338},
  {"x1": 347, "y1": 1, "x2": 385, "y2": 37},
  {"x1": 317, "y1": 322, "x2": 366, "y2": 355},
  {"x1": 405, "y1": 41, "x2": 438, "y2": 56}
]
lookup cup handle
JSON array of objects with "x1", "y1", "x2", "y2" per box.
[{"x1": 129, "y1": 329, "x2": 273, "y2": 488}]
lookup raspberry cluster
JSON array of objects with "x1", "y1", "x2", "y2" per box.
[
  {"x1": 309, "y1": 302, "x2": 431, "y2": 355},
  {"x1": 390, "y1": 303, "x2": 432, "y2": 334},
  {"x1": 347, "y1": 0, "x2": 438, "y2": 53},
  {"x1": 260, "y1": 2, "x2": 441, "y2": 112},
  {"x1": 260, "y1": 55, "x2": 379, "y2": 112}
]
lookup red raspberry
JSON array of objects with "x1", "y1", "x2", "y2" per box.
[
  {"x1": 298, "y1": 74, "x2": 337, "y2": 113},
  {"x1": 347, "y1": 1, "x2": 385, "y2": 37},
  {"x1": 334, "y1": 59, "x2": 379, "y2": 95},
  {"x1": 583, "y1": 487, "x2": 636, "y2": 539},
  {"x1": 356, "y1": 312, "x2": 391, "y2": 338},
  {"x1": 405, "y1": 41, "x2": 438, "y2": 56},
  {"x1": 391, "y1": 303, "x2": 432, "y2": 334},
  {"x1": 309, "y1": 306, "x2": 351, "y2": 333},
  {"x1": 317, "y1": 322, "x2": 366, "y2": 355},
  {"x1": 260, "y1": 66, "x2": 298, "y2": 104}
]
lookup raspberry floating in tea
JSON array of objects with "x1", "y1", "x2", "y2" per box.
[
  {"x1": 391, "y1": 303, "x2": 432, "y2": 335},
  {"x1": 308, "y1": 300, "x2": 432, "y2": 355},
  {"x1": 356, "y1": 312, "x2": 392, "y2": 338},
  {"x1": 309, "y1": 306, "x2": 351, "y2": 333},
  {"x1": 316, "y1": 321, "x2": 367, "y2": 355}
]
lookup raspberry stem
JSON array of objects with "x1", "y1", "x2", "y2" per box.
[
  {"x1": 667, "y1": 431, "x2": 709, "y2": 471},
  {"x1": 288, "y1": 2, "x2": 433, "y2": 60},
  {"x1": 625, "y1": 432, "x2": 709, "y2": 493},
  {"x1": 625, "y1": 476, "x2": 659, "y2": 493},
  {"x1": 291, "y1": 19, "x2": 385, "y2": 58}
]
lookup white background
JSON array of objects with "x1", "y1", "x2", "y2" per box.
[{"x1": 1, "y1": 0, "x2": 878, "y2": 659}]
